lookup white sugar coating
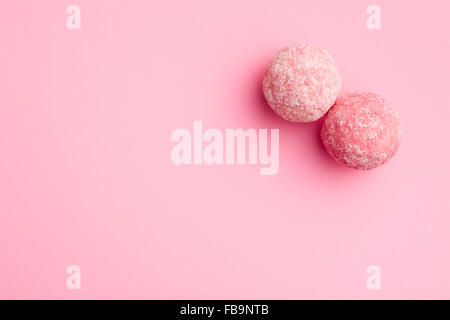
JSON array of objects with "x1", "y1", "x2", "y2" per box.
[{"x1": 262, "y1": 45, "x2": 342, "y2": 122}]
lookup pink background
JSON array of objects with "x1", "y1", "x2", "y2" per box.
[{"x1": 1, "y1": 0, "x2": 450, "y2": 299}]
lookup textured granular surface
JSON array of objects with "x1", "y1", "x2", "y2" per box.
[
  {"x1": 321, "y1": 92, "x2": 401, "y2": 170},
  {"x1": 262, "y1": 45, "x2": 342, "y2": 122}
]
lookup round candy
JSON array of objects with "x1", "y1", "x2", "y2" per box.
[
  {"x1": 262, "y1": 45, "x2": 342, "y2": 122},
  {"x1": 321, "y1": 92, "x2": 401, "y2": 170}
]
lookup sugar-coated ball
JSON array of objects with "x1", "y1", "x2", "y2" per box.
[
  {"x1": 321, "y1": 92, "x2": 401, "y2": 170},
  {"x1": 262, "y1": 45, "x2": 342, "y2": 122}
]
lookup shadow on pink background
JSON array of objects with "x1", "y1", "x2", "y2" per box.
[{"x1": 0, "y1": 0, "x2": 449, "y2": 299}]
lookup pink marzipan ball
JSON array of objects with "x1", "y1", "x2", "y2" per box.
[
  {"x1": 321, "y1": 92, "x2": 401, "y2": 170},
  {"x1": 262, "y1": 45, "x2": 342, "y2": 122}
]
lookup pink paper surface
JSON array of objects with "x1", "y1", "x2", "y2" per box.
[{"x1": 0, "y1": 0, "x2": 449, "y2": 299}]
